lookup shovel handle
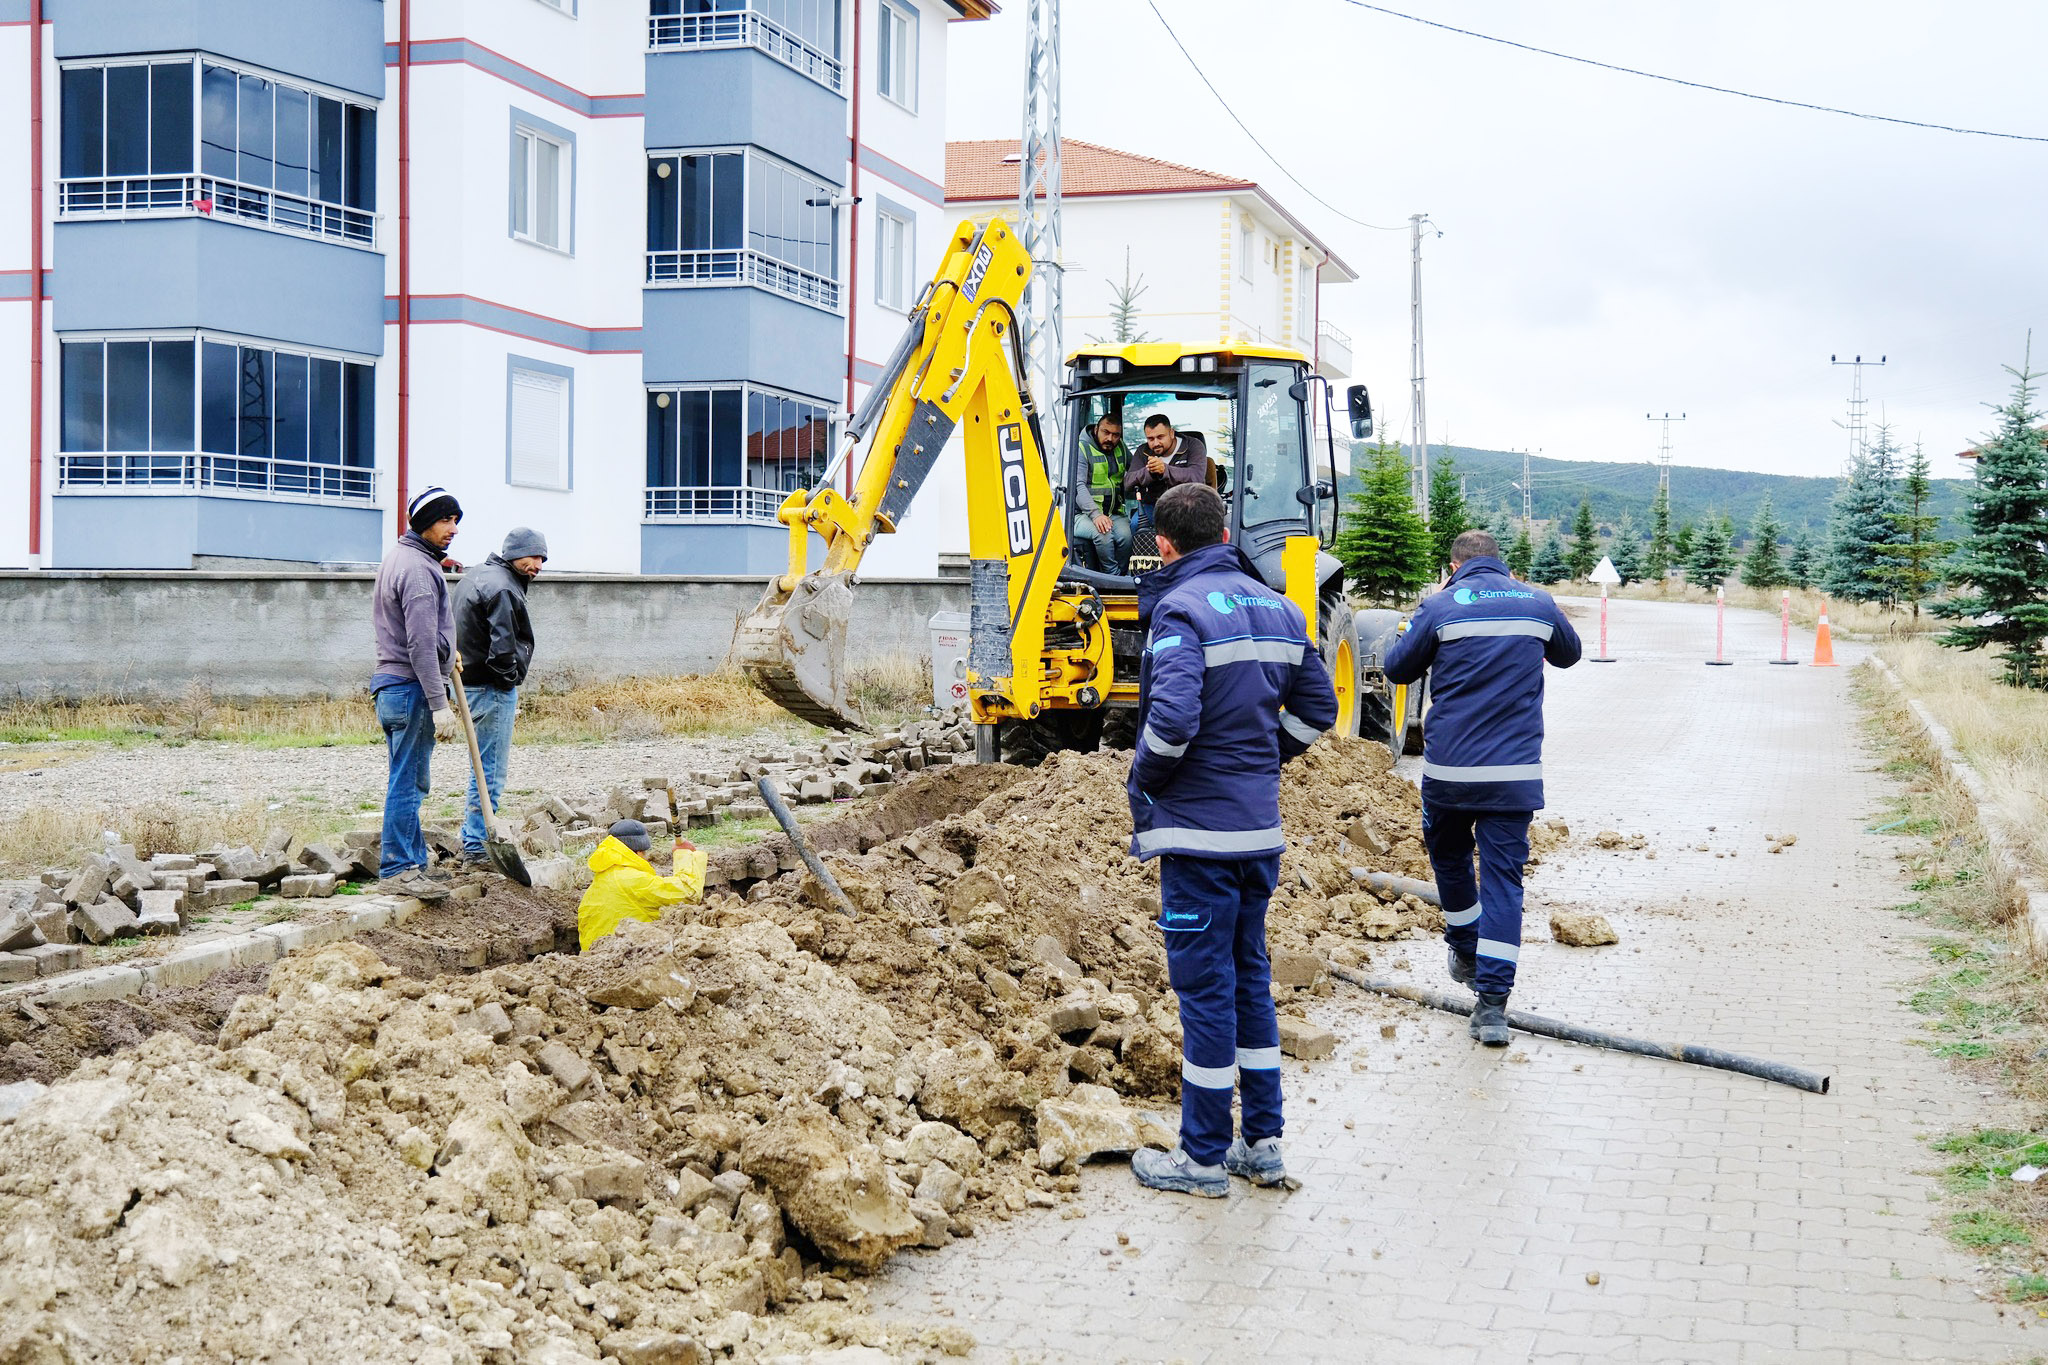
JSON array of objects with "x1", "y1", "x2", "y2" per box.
[{"x1": 449, "y1": 658, "x2": 500, "y2": 829}]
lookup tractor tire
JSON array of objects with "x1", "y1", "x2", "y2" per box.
[
  {"x1": 980, "y1": 712, "x2": 1106, "y2": 767},
  {"x1": 1317, "y1": 595, "x2": 1362, "y2": 739},
  {"x1": 1098, "y1": 706, "x2": 1139, "y2": 752}
]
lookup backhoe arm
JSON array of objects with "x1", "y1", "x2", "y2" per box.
[{"x1": 734, "y1": 218, "x2": 1069, "y2": 730}]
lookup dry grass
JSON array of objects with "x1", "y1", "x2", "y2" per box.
[
  {"x1": 1604, "y1": 580, "x2": 1931, "y2": 639},
  {"x1": 0, "y1": 797, "x2": 317, "y2": 879},
  {"x1": 1877, "y1": 637, "x2": 2048, "y2": 884}
]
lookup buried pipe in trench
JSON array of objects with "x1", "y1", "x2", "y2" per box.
[{"x1": 1338, "y1": 873, "x2": 1831, "y2": 1095}]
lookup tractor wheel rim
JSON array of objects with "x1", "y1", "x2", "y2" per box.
[{"x1": 1333, "y1": 638, "x2": 1357, "y2": 735}]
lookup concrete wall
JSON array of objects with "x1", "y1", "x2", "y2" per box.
[
  {"x1": 0, "y1": 571, "x2": 966, "y2": 699},
  {"x1": 51, "y1": 495, "x2": 384, "y2": 570},
  {"x1": 644, "y1": 48, "x2": 847, "y2": 184},
  {"x1": 52, "y1": 0, "x2": 388, "y2": 101}
]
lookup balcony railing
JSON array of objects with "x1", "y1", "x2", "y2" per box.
[
  {"x1": 1317, "y1": 318, "x2": 1353, "y2": 374},
  {"x1": 58, "y1": 452, "x2": 378, "y2": 502},
  {"x1": 645, "y1": 248, "x2": 840, "y2": 310},
  {"x1": 57, "y1": 173, "x2": 378, "y2": 249},
  {"x1": 647, "y1": 8, "x2": 844, "y2": 92},
  {"x1": 644, "y1": 484, "x2": 792, "y2": 521}
]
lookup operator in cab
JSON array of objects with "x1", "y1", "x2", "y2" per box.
[
  {"x1": 1122, "y1": 415, "x2": 1211, "y2": 536},
  {"x1": 1072, "y1": 413, "x2": 1133, "y2": 574}
]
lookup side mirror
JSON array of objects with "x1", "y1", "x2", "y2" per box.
[{"x1": 1346, "y1": 384, "x2": 1373, "y2": 440}]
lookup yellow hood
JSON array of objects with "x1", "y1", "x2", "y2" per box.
[{"x1": 587, "y1": 835, "x2": 654, "y2": 875}]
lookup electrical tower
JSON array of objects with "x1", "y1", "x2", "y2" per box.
[
  {"x1": 1646, "y1": 412, "x2": 1686, "y2": 494},
  {"x1": 1407, "y1": 213, "x2": 1434, "y2": 519},
  {"x1": 1519, "y1": 449, "x2": 1531, "y2": 530},
  {"x1": 1016, "y1": 0, "x2": 1063, "y2": 458},
  {"x1": 1830, "y1": 354, "x2": 1885, "y2": 465}
]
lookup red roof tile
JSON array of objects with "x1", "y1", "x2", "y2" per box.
[{"x1": 946, "y1": 138, "x2": 1256, "y2": 202}]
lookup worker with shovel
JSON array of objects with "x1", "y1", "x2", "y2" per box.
[
  {"x1": 452, "y1": 527, "x2": 548, "y2": 867},
  {"x1": 1125, "y1": 484, "x2": 1338, "y2": 1197},
  {"x1": 1384, "y1": 529, "x2": 1581, "y2": 1046}
]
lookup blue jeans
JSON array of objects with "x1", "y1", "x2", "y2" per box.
[
  {"x1": 1157, "y1": 852, "x2": 1284, "y2": 1167},
  {"x1": 460, "y1": 684, "x2": 518, "y2": 855},
  {"x1": 1423, "y1": 805, "x2": 1533, "y2": 996},
  {"x1": 374, "y1": 681, "x2": 437, "y2": 877},
  {"x1": 1071, "y1": 512, "x2": 1132, "y2": 573}
]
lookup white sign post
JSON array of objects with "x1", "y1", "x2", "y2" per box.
[{"x1": 1588, "y1": 557, "x2": 1620, "y2": 661}]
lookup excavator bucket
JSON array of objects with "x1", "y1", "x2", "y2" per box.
[{"x1": 733, "y1": 570, "x2": 868, "y2": 732}]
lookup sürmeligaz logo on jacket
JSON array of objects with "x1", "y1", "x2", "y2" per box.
[
  {"x1": 1453, "y1": 586, "x2": 1537, "y2": 605},
  {"x1": 1207, "y1": 590, "x2": 1286, "y2": 615}
]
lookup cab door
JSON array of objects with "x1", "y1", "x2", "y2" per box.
[{"x1": 1233, "y1": 359, "x2": 1317, "y2": 585}]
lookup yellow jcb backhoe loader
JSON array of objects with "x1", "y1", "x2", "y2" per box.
[{"x1": 734, "y1": 217, "x2": 1421, "y2": 762}]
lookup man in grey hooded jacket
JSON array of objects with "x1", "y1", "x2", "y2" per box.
[
  {"x1": 371, "y1": 486, "x2": 462, "y2": 895},
  {"x1": 452, "y1": 527, "x2": 548, "y2": 864}
]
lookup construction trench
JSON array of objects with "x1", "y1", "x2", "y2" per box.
[{"x1": 0, "y1": 736, "x2": 1583, "y2": 1365}]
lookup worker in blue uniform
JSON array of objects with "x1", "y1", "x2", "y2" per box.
[
  {"x1": 1125, "y1": 483, "x2": 1339, "y2": 1196},
  {"x1": 1385, "y1": 528, "x2": 1581, "y2": 1046}
]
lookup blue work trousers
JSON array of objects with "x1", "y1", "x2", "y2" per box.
[
  {"x1": 1423, "y1": 805, "x2": 1533, "y2": 996},
  {"x1": 374, "y1": 680, "x2": 438, "y2": 878},
  {"x1": 1158, "y1": 852, "x2": 1284, "y2": 1167},
  {"x1": 460, "y1": 684, "x2": 518, "y2": 856}
]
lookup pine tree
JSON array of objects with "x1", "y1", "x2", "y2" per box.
[
  {"x1": 1506, "y1": 525, "x2": 1534, "y2": 580},
  {"x1": 1566, "y1": 499, "x2": 1599, "y2": 580},
  {"x1": 1739, "y1": 495, "x2": 1786, "y2": 589},
  {"x1": 1643, "y1": 484, "x2": 1674, "y2": 582},
  {"x1": 1935, "y1": 351, "x2": 2048, "y2": 688},
  {"x1": 1784, "y1": 524, "x2": 1817, "y2": 588},
  {"x1": 1488, "y1": 504, "x2": 1514, "y2": 542},
  {"x1": 1610, "y1": 511, "x2": 1642, "y2": 583},
  {"x1": 1426, "y1": 457, "x2": 1469, "y2": 572},
  {"x1": 1823, "y1": 426, "x2": 1905, "y2": 603},
  {"x1": 1085, "y1": 247, "x2": 1153, "y2": 345},
  {"x1": 1685, "y1": 512, "x2": 1736, "y2": 588},
  {"x1": 1529, "y1": 532, "x2": 1569, "y2": 585},
  {"x1": 1876, "y1": 440, "x2": 1954, "y2": 620},
  {"x1": 1674, "y1": 519, "x2": 1696, "y2": 566},
  {"x1": 1335, "y1": 439, "x2": 1435, "y2": 605}
]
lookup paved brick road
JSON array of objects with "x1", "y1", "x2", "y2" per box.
[{"x1": 870, "y1": 597, "x2": 2039, "y2": 1363}]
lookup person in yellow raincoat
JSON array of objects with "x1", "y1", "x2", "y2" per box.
[{"x1": 577, "y1": 819, "x2": 708, "y2": 950}]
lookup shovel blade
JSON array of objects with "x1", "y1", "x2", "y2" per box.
[{"x1": 486, "y1": 838, "x2": 531, "y2": 887}]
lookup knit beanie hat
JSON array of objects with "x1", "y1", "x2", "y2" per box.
[
  {"x1": 408, "y1": 486, "x2": 462, "y2": 535},
  {"x1": 501, "y1": 527, "x2": 549, "y2": 562},
  {"x1": 608, "y1": 819, "x2": 652, "y2": 854}
]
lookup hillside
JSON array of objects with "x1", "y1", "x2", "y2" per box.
[{"x1": 1335, "y1": 444, "x2": 1971, "y2": 540}]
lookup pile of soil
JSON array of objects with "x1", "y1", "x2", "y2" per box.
[{"x1": 0, "y1": 736, "x2": 1430, "y2": 1364}]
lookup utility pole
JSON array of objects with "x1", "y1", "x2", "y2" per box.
[
  {"x1": 1646, "y1": 412, "x2": 1686, "y2": 495},
  {"x1": 1016, "y1": 0, "x2": 1063, "y2": 459},
  {"x1": 1407, "y1": 213, "x2": 1434, "y2": 519},
  {"x1": 1830, "y1": 354, "x2": 1885, "y2": 466},
  {"x1": 1510, "y1": 449, "x2": 1532, "y2": 532}
]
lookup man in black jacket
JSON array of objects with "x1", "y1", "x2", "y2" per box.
[{"x1": 453, "y1": 527, "x2": 547, "y2": 864}]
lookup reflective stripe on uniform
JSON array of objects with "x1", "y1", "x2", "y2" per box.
[
  {"x1": 1235, "y1": 1046, "x2": 1282, "y2": 1070},
  {"x1": 1279, "y1": 712, "x2": 1321, "y2": 745},
  {"x1": 1141, "y1": 724, "x2": 1187, "y2": 758},
  {"x1": 1443, "y1": 902, "x2": 1482, "y2": 927},
  {"x1": 1438, "y1": 617, "x2": 1555, "y2": 642},
  {"x1": 1422, "y1": 760, "x2": 1544, "y2": 782},
  {"x1": 1182, "y1": 1058, "x2": 1237, "y2": 1089},
  {"x1": 1133, "y1": 825, "x2": 1286, "y2": 856},
  {"x1": 1477, "y1": 937, "x2": 1520, "y2": 963},
  {"x1": 1203, "y1": 637, "x2": 1308, "y2": 667}
]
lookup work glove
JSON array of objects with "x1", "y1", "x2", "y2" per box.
[{"x1": 433, "y1": 706, "x2": 458, "y2": 740}]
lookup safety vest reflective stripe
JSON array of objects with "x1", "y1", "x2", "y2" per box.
[
  {"x1": 1279, "y1": 711, "x2": 1322, "y2": 745},
  {"x1": 1133, "y1": 825, "x2": 1286, "y2": 855},
  {"x1": 1443, "y1": 901, "x2": 1482, "y2": 927},
  {"x1": 1203, "y1": 637, "x2": 1309, "y2": 667},
  {"x1": 1438, "y1": 617, "x2": 1556, "y2": 642},
  {"x1": 1141, "y1": 724, "x2": 1187, "y2": 758},
  {"x1": 1477, "y1": 937, "x2": 1520, "y2": 962},
  {"x1": 1235, "y1": 1045, "x2": 1282, "y2": 1070},
  {"x1": 1422, "y1": 760, "x2": 1544, "y2": 782},
  {"x1": 1182, "y1": 1058, "x2": 1237, "y2": 1089}
]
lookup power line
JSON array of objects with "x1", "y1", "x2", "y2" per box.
[
  {"x1": 1143, "y1": 0, "x2": 1405, "y2": 231},
  {"x1": 1334, "y1": 1, "x2": 2048, "y2": 144}
]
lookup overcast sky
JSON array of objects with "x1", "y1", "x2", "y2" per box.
[{"x1": 945, "y1": 1, "x2": 2048, "y2": 484}]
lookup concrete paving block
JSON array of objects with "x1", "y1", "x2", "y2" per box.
[
  {"x1": 139, "y1": 933, "x2": 281, "y2": 991},
  {"x1": 35, "y1": 964, "x2": 145, "y2": 1005},
  {"x1": 346, "y1": 901, "x2": 396, "y2": 932},
  {"x1": 279, "y1": 873, "x2": 338, "y2": 899},
  {"x1": 0, "y1": 904, "x2": 42, "y2": 952},
  {"x1": 61, "y1": 860, "x2": 110, "y2": 907},
  {"x1": 149, "y1": 854, "x2": 198, "y2": 871},
  {"x1": 70, "y1": 900, "x2": 138, "y2": 945},
  {"x1": 195, "y1": 879, "x2": 260, "y2": 910},
  {"x1": 22, "y1": 943, "x2": 83, "y2": 976},
  {"x1": 0, "y1": 953, "x2": 35, "y2": 984},
  {"x1": 298, "y1": 844, "x2": 353, "y2": 877},
  {"x1": 256, "y1": 918, "x2": 358, "y2": 953}
]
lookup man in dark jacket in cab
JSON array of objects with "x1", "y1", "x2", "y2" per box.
[
  {"x1": 1122, "y1": 415, "x2": 1211, "y2": 536},
  {"x1": 1126, "y1": 483, "x2": 1338, "y2": 1197},
  {"x1": 1385, "y1": 529, "x2": 1581, "y2": 1046},
  {"x1": 452, "y1": 527, "x2": 548, "y2": 865}
]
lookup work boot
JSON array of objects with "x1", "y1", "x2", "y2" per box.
[
  {"x1": 377, "y1": 868, "x2": 451, "y2": 902},
  {"x1": 1447, "y1": 944, "x2": 1476, "y2": 986},
  {"x1": 1131, "y1": 1146, "x2": 1228, "y2": 1198},
  {"x1": 1469, "y1": 992, "x2": 1511, "y2": 1047},
  {"x1": 1224, "y1": 1136, "x2": 1287, "y2": 1187}
]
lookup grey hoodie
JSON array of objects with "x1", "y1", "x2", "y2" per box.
[{"x1": 371, "y1": 532, "x2": 454, "y2": 709}]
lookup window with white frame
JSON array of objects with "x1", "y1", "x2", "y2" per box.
[
  {"x1": 644, "y1": 385, "x2": 832, "y2": 520},
  {"x1": 1238, "y1": 221, "x2": 1254, "y2": 283},
  {"x1": 508, "y1": 362, "x2": 572, "y2": 489},
  {"x1": 645, "y1": 149, "x2": 839, "y2": 308},
  {"x1": 875, "y1": 201, "x2": 914, "y2": 311},
  {"x1": 510, "y1": 117, "x2": 572, "y2": 252},
  {"x1": 58, "y1": 332, "x2": 375, "y2": 498},
  {"x1": 877, "y1": 0, "x2": 917, "y2": 111}
]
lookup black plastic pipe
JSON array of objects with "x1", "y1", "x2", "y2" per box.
[
  {"x1": 1326, "y1": 964, "x2": 1831, "y2": 1095},
  {"x1": 757, "y1": 778, "x2": 856, "y2": 918}
]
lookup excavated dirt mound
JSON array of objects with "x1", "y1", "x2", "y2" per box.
[{"x1": 0, "y1": 736, "x2": 1430, "y2": 1364}]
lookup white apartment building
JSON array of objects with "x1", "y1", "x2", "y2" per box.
[{"x1": 2, "y1": 0, "x2": 991, "y2": 574}]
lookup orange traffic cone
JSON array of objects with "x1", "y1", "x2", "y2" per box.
[{"x1": 1812, "y1": 597, "x2": 1838, "y2": 667}]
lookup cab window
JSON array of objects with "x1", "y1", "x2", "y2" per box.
[{"x1": 1241, "y1": 362, "x2": 1307, "y2": 527}]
